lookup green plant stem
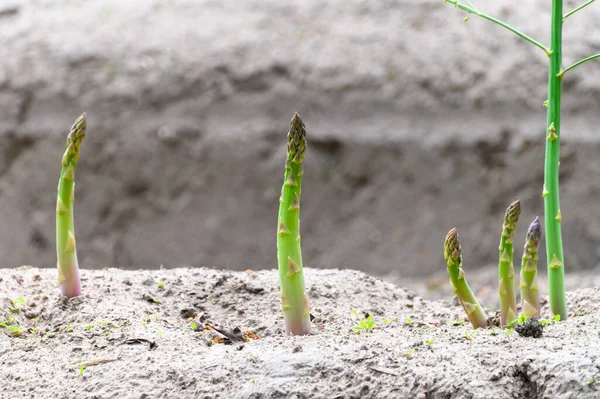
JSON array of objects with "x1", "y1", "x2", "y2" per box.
[
  {"x1": 57, "y1": 113, "x2": 86, "y2": 298},
  {"x1": 444, "y1": 228, "x2": 488, "y2": 328},
  {"x1": 559, "y1": 53, "x2": 600, "y2": 77},
  {"x1": 498, "y1": 200, "x2": 520, "y2": 327},
  {"x1": 545, "y1": 0, "x2": 567, "y2": 320},
  {"x1": 563, "y1": 0, "x2": 596, "y2": 21},
  {"x1": 277, "y1": 112, "x2": 311, "y2": 336},
  {"x1": 520, "y1": 217, "x2": 542, "y2": 318},
  {"x1": 444, "y1": 0, "x2": 550, "y2": 55}
]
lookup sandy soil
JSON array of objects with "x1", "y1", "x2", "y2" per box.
[
  {"x1": 1, "y1": 0, "x2": 600, "y2": 277},
  {"x1": 2, "y1": 266, "x2": 600, "y2": 398}
]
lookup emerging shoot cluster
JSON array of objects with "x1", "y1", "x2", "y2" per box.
[{"x1": 444, "y1": 201, "x2": 542, "y2": 328}]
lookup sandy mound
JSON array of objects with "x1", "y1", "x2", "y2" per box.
[{"x1": 1, "y1": 267, "x2": 599, "y2": 398}]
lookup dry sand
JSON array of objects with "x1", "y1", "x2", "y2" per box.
[{"x1": 2, "y1": 266, "x2": 600, "y2": 398}]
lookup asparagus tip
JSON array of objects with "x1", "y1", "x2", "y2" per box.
[
  {"x1": 527, "y1": 217, "x2": 543, "y2": 241},
  {"x1": 504, "y1": 200, "x2": 521, "y2": 227},
  {"x1": 287, "y1": 112, "x2": 307, "y2": 163},
  {"x1": 66, "y1": 112, "x2": 87, "y2": 160},
  {"x1": 444, "y1": 228, "x2": 461, "y2": 262}
]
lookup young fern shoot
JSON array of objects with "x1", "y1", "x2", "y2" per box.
[
  {"x1": 56, "y1": 113, "x2": 87, "y2": 298},
  {"x1": 276, "y1": 112, "x2": 311, "y2": 336},
  {"x1": 498, "y1": 200, "x2": 520, "y2": 326},
  {"x1": 444, "y1": 228, "x2": 487, "y2": 328},
  {"x1": 520, "y1": 217, "x2": 542, "y2": 318}
]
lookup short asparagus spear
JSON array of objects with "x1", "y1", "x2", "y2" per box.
[
  {"x1": 276, "y1": 112, "x2": 311, "y2": 336},
  {"x1": 520, "y1": 217, "x2": 542, "y2": 318},
  {"x1": 498, "y1": 200, "x2": 521, "y2": 326},
  {"x1": 56, "y1": 113, "x2": 86, "y2": 298},
  {"x1": 444, "y1": 228, "x2": 488, "y2": 328}
]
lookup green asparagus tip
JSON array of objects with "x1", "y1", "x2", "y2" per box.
[
  {"x1": 287, "y1": 112, "x2": 307, "y2": 164},
  {"x1": 504, "y1": 200, "x2": 521, "y2": 229},
  {"x1": 527, "y1": 217, "x2": 542, "y2": 242},
  {"x1": 444, "y1": 228, "x2": 461, "y2": 263},
  {"x1": 65, "y1": 112, "x2": 87, "y2": 164}
]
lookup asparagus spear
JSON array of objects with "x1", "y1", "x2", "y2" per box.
[
  {"x1": 520, "y1": 217, "x2": 542, "y2": 318},
  {"x1": 56, "y1": 113, "x2": 86, "y2": 298},
  {"x1": 444, "y1": 228, "x2": 488, "y2": 328},
  {"x1": 498, "y1": 200, "x2": 521, "y2": 326},
  {"x1": 276, "y1": 112, "x2": 311, "y2": 336}
]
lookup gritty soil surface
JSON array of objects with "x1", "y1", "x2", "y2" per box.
[
  {"x1": 2, "y1": 267, "x2": 600, "y2": 399},
  {"x1": 1, "y1": 0, "x2": 600, "y2": 277}
]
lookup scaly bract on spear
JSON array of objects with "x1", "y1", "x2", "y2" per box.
[
  {"x1": 276, "y1": 112, "x2": 311, "y2": 335},
  {"x1": 498, "y1": 200, "x2": 520, "y2": 326},
  {"x1": 56, "y1": 113, "x2": 87, "y2": 298},
  {"x1": 520, "y1": 217, "x2": 542, "y2": 318},
  {"x1": 444, "y1": 228, "x2": 488, "y2": 328}
]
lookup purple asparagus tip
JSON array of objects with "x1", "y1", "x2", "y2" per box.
[{"x1": 527, "y1": 217, "x2": 542, "y2": 241}]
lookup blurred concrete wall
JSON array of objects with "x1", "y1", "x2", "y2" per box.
[{"x1": 1, "y1": 0, "x2": 600, "y2": 276}]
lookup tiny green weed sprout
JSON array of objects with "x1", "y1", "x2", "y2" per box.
[
  {"x1": 425, "y1": 339, "x2": 434, "y2": 345},
  {"x1": 9, "y1": 297, "x2": 25, "y2": 313},
  {"x1": 79, "y1": 365, "x2": 85, "y2": 376},
  {"x1": 276, "y1": 113, "x2": 311, "y2": 336},
  {"x1": 84, "y1": 324, "x2": 93, "y2": 330},
  {"x1": 353, "y1": 314, "x2": 375, "y2": 333},
  {"x1": 56, "y1": 113, "x2": 87, "y2": 298},
  {"x1": 444, "y1": 228, "x2": 487, "y2": 328},
  {"x1": 405, "y1": 317, "x2": 413, "y2": 325},
  {"x1": 157, "y1": 282, "x2": 165, "y2": 289},
  {"x1": 10, "y1": 297, "x2": 25, "y2": 306},
  {"x1": 520, "y1": 217, "x2": 542, "y2": 319},
  {"x1": 8, "y1": 325, "x2": 23, "y2": 337},
  {"x1": 498, "y1": 200, "x2": 520, "y2": 327}
]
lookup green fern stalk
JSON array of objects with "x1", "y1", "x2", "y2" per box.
[
  {"x1": 276, "y1": 112, "x2": 311, "y2": 336},
  {"x1": 544, "y1": 0, "x2": 567, "y2": 320},
  {"x1": 56, "y1": 113, "x2": 86, "y2": 298}
]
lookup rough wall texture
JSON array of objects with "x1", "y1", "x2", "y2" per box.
[{"x1": 1, "y1": 0, "x2": 599, "y2": 276}]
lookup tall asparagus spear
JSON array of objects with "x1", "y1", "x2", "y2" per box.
[
  {"x1": 520, "y1": 217, "x2": 542, "y2": 318},
  {"x1": 276, "y1": 112, "x2": 311, "y2": 336},
  {"x1": 56, "y1": 113, "x2": 86, "y2": 298},
  {"x1": 444, "y1": 228, "x2": 488, "y2": 328},
  {"x1": 498, "y1": 200, "x2": 521, "y2": 326}
]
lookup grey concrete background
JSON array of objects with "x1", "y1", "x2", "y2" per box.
[{"x1": 1, "y1": 0, "x2": 600, "y2": 277}]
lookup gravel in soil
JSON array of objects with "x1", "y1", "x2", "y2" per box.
[{"x1": 1, "y1": 266, "x2": 600, "y2": 398}]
